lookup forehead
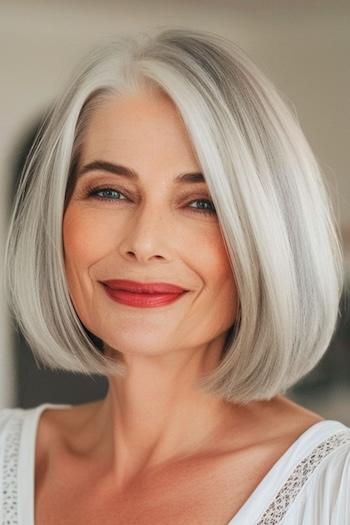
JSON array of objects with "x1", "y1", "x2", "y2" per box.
[
  {"x1": 84, "y1": 90, "x2": 194, "y2": 156},
  {"x1": 79, "y1": 90, "x2": 202, "y2": 180}
]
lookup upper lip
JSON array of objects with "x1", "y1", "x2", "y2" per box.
[{"x1": 101, "y1": 279, "x2": 188, "y2": 294}]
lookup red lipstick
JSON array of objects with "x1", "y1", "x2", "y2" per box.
[{"x1": 100, "y1": 279, "x2": 188, "y2": 308}]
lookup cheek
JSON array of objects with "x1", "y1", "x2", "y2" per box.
[
  {"x1": 205, "y1": 232, "x2": 238, "y2": 316},
  {"x1": 63, "y1": 206, "x2": 119, "y2": 266},
  {"x1": 203, "y1": 229, "x2": 234, "y2": 284}
]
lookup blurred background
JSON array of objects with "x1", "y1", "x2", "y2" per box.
[{"x1": 1, "y1": 0, "x2": 349, "y2": 423}]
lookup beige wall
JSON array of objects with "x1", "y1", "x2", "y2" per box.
[{"x1": 1, "y1": 0, "x2": 349, "y2": 406}]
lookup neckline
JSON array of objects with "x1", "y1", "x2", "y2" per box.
[
  {"x1": 226, "y1": 418, "x2": 349, "y2": 525},
  {"x1": 18, "y1": 404, "x2": 349, "y2": 525}
]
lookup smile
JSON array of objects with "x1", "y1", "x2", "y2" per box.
[{"x1": 101, "y1": 284, "x2": 188, "y2": 308}]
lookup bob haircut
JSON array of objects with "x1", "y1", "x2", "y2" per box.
[{"x1": 3, "y1": 28, "x2": 344, "y2": 405}]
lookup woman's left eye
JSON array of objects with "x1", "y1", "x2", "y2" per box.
[
  {"x1": 85, "y1": 186, "x2": 216, "y2": 216},
  {"x1": 188, "y1": 199, "x2": 216, "y2": 215}
]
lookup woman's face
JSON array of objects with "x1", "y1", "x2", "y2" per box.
[{"x1": 63, "y1": 88, "x2": 238, "y2": 360}]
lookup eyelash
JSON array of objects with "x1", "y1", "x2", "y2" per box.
[{"x1": 83, "y1": 185, "x2": 217, "y2": 216}]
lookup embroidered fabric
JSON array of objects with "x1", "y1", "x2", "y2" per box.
[
  {"x1": 1, "y1": 412, "x2": 350, "y2": 525},
  {"x1": 256, "y1": 430, "x2": 350, "y2": 524},
  {"x1": 2, "y1": 414, "x2": 23, "y2": 525}
]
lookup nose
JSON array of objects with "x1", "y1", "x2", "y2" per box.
[{"x1": 118, "y1": 205, "x2": 170, "y2": 263}]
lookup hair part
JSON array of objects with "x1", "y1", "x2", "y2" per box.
[{"x1": 3, "y1": 28, "x2": 344, "y2": 404}]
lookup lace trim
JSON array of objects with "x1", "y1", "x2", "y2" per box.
[
  {"x1": 2, "y1": 414, "x2": 23, "y2": 525},
  {"x1": 256, "y1": 430, "x2": 350, "y2": 524}
]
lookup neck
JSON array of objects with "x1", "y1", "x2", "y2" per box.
[{"x1": 64, "y1": 338, "x2": 264, "y2": 491}]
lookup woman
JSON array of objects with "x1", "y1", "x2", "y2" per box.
[{"x1": 1, "y1": 28, "x2": 349, "y2": 524}]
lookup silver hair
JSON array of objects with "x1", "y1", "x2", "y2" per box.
[{"x1": 3, "y1": 28, "x2": 344, "y2": 404}]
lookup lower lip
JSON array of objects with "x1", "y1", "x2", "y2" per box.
[{"x1": 102, "y1": 285, "x2": 187, "y2": 307}]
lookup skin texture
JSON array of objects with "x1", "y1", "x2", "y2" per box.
[{"x1": 40, "y1": 86, "x2": 324, "y2": 523}]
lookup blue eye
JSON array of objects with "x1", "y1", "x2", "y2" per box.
[
  {"x1": 86, "y1": 187, "x2": 125, "y2": 201},
  {"x1": 188, "y1": 199, "x2": 216, "y2": 215}
]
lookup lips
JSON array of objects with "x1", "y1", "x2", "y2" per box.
[
  {"x1": 101, "y1": 279, "x2": 187, "y2": 294},
  {"x1": 100, "y1": 279, "x2": 188, "y2": 308}
]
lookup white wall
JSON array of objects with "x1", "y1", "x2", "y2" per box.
[{"x1": 1, "y1": 0, "x2": 349, "y2": 407}]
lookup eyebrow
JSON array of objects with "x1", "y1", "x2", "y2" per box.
[{"x1": 77, "y1": 160, "x2": 206, "y2": 184}]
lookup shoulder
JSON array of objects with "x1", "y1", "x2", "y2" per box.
[
  {"x1": 316, "y1": 430, "x2": 350, "y2": 495},
  {"x1": 0, "y1": 403, "x2": 73, "y2": 448},
  {"x1": 311, "y1": 424, "x2": 350, "y2": 480},
  {"x1": 286, "y1": 425, "x2": 350, "y2": 524},
  {"x1": 259, "y1": 422, "x2": 350, "y2": 525}
]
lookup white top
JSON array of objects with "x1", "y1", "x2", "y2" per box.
[{"x1": 0, "y1": 403, "x2": 349, "y2": 525}]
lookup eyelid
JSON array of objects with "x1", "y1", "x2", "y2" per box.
[{"x1": 82, "y1": 181, "x2": 131, "y2": 199}]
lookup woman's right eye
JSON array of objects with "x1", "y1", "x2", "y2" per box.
[{"x1": 85, "y1": 185, "x2": 128, "y2": 202}]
